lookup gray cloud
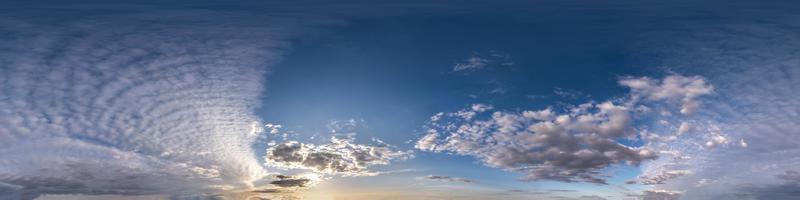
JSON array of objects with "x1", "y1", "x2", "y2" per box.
[
  {"x1": 420, "y1": 175, "x2": 477, "y2": 184},
  {"x1": 264, "y1": 136, "x2": 413, "y2": 176},
  {"x1": 619, "y1": 75, "x2": 713, "y2": 115},
  {"x1": 269, "y1": 175, "x2": 311, "y2": 188}
]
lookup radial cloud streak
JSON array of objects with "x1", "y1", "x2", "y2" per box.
[{"x1": 0, "y1": 9, "x2": 301, "y2": 199}]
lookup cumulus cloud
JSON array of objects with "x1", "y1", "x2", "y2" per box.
[
  {"x1": 419, "y1": 175, "x2": 477, "y2": 184},
  {"x1": 264, "y1": 136, "x2": 413, "y2": 176},
  {"x1": 619, "y1": 75, "x2": 713, "y2": 115},
  {"x1": 417, "y1": 102, "x2": 657, "y2": 184},
  {"x1": 416, "y1": 75, "x2": 714, "y2": 184},
  {"x1": 0, "y1": 6, "x2": 315, "y2": 199}
]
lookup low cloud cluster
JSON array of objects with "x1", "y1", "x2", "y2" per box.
[
  {"x1": 416, "y1": 75, "x2": 714, "y2": 184},
  {"x1": 265, "y1": 136, "x2": 413, "y2": 176}
]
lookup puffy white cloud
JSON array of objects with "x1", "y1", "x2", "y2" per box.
[
  {"x1": 619, "y1": 75, "x2": 713, "y2": 115},
  {"x1": 264, "y1": 136, "x2": 413, "y2": 176}
]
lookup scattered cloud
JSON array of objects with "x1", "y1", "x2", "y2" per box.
[
  {"x1": 416, "y1": 75, "x2": 713, "y2": 184},
  {"x1": 639, "y1": 190, "x2": 682, "y2": 200}
]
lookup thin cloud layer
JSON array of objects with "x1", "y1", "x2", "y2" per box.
[
  {"x1": 416, "y1": 75, "x2": 713, "y2": 184},
  {"x1": 0, "y1": 8, "x2": 306, "y2": 198}
]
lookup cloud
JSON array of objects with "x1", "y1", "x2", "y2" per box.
[
  {"x1": 639, "y1": 190, "x2": 682, "y2": 200},
  {"x1": 417, "y1": 102, "x2": 655, "y2": 184},
  {"x1": 264, "y1": 135, "x2": 413, "y2": 176},
  {"x1": 776, "y1": 170, "x2": 800, "y2": 182},
  {"x1": 416, "y1": 75, "x2": 714, "y2": 184},
  {"x1": 420, "y1": 175, "x2": 477, "y2": 184},
  {"x1": 638, "y1": 169, "x2": 692, "y2": 185},
  {"x1": 625, "y1": 6, "x2": 800, "y2": 198},
  {"x1": 0, "y1": 6, "x2": 320, "y2": 199},
  {"x1": 619, "y1": 75, "x2": 713, "y2": 115},
  {"x1": 452, "y1": 51, "x2": 514, "y2": 72},
  {"x1": 269, "y1": 175, "x2": 312, "y2": 188},
  {"x1": 577, "y1": 195, "x2": 607, "y2": 200}
]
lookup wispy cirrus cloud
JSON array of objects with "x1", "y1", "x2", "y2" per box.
[{"x1": 452, "y1": 51, "x2": 514, "y2": 72}]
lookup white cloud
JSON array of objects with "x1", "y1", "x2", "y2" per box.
[
  {"x1": 0, "y1": 9, "x2": 314, "y2": 198},
  {"x1": 619, "y1": 75, "x2": 713, "y2": 115}
]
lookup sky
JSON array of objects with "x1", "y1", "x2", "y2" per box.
[{"x1": 1, "y1": 1, "x2": 799, "y2": 200}]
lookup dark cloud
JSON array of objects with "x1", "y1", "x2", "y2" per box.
[{"x1": 269, "y1": 179, "x2": 310, "y2": 188}]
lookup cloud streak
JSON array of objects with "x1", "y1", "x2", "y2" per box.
[{"x1": 0, "y1": 7, "x2": 309, "y2": 199}]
